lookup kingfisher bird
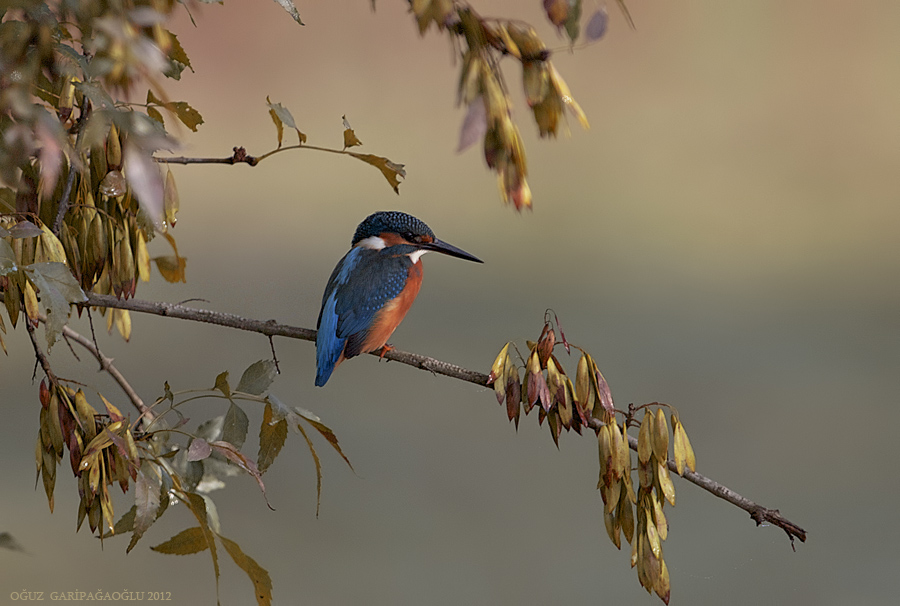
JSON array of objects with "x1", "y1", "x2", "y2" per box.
[{"x1": 315, "y1": 211, "x2": 483, "y2": 387}]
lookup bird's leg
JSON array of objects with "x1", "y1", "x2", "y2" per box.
[{"x1": 376, "y1": 344, "x2": 395, "y2": 360}]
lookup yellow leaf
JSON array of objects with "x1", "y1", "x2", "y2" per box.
[
  {"x1": 549, "y1": 63, "x2": 589, "y2": 130},
  {"x1": 672, "y1": 417, "x2": 686, "y2": 475},
  {"x1": 153, "y1": 255, "x2": 186, "y2": 282},
  {"x1": 618, "y1": 490, "x2": 635, "y2": 544},
  {"x1": 652, "y1": 494, "x2": 668, "y2": 541},
  {"x1": 637, "y1": 410, "x2": 653, "y2": 464},
  {"x1": 347, "y1": 152, "x2": 406, "y2": 194},
  {"x1": 680, "y1": 422, "x2": 696, "y2": 473},
  {"x1": 23, "y1": 279, "x2": 40, "y2": 320},
  {"x1": 135, "y1": 229, "x2": 150, "y2": 282},
  {"x1": 657, "y1": 459, "x2": 676, "y2": 506},
  {"x1": 645, "y1": 504, "x2": 661, "y2": 559},
  {"x1": 651, "y1": 407, "x2": 669, "y2": 464},
  {"x1": 151, "y1": 526, "x2": 210, "y2": 555},
  {"x1": 218, "y1": 534, "x2": 274, "y2": 606},
  {"x1": 522, "y1": 61, "x2": 550, "y2": 107},
  {"x1": 164, "y1": 168, "x2": 179, "y2": 229},
  {"x1": 603, "y1": 505, "x2": 620, "y2": 549},
  {"x1": 39, "y1": 224, "x2": 67, "y2": 263},
  {"x1": 342, "y1": 127, "x2": 363, "y2": 149},
  {"x1": 114, "y1": 308, "x2": 131, "y2": 341}
]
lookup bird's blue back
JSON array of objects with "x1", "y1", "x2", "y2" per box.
[{"x1": 315, "y1": 245, "x2": 416, "y2": 386}]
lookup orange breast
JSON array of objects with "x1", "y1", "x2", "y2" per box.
[{"x1": 359, "y1": 261, "x2": 423, "y2": 354}]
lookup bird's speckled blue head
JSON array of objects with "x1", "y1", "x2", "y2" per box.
[{"x1": 351, "y1": 211, "x2": 435, "y2": 246}]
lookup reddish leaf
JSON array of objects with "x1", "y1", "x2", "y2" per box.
[{"x1": 209, "y1": 441, "x2": 274, "y2": 510}]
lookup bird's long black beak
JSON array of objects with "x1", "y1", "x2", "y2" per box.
[{"x1": 424, "y1": 238, "x2": 483, "y2": 263}]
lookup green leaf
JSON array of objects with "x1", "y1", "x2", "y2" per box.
[
  {"x1": 564, "y1": 0, "x2": 583, "y2": 43},
  {"x1": 128, "y1": 467, "x2": 162, "y2": 553},
  {"x1": 73, "y1": 80, "x2": 116, "y2": 112},
  {"x1": 258, "y1": 403, "x2": 287, "y2": 475},
  {"x1": 151, "y1": 526, "x2": 210, "y2": 555},
  {"x1": 147, "y1": 106, "x2": 164, "y2": 125},
  {"x1": 25, "y1": 262, "x2": 88, "y2": 347},
  {"x1": 0, "y1": 239, "x2": 16, "y2": 276},
  {"x1": 217, "y1": 533, "x2": 273, "y2": 606},
  {"x1": 271, "y1": 0, "x2": 304, "y2": 25},
  {"x1": 236, "y1": 359, "x2": 277, "y2": 395},
  {"x1": 222, "y1": 402, "x2": 249, "y2": 449}
]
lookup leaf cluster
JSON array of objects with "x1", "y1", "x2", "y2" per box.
[
  {"x1": 410, "y1": 1, "x2": 620, "y2": 209},
  {"x1": 1, "y1": 1, "x2": 195, "y2": 344},
  {"x1": 33, "y1": 355, "x2": 351, "y2": 605},
  {"x1": 488, "y1": 313, "x2": 696, "y2": 603}
]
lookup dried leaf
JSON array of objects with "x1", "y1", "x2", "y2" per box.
[
  {"x1": 218, "y1": 534, "x2": 274, "y2": 606},
  {"x1": 637, "y1": 410, "x2": 653, "y2": 464},
  {"x1": 645, "y1": 505, "x2": 661, "y2": 559},
  {"x1": 604, "y1": 505, "x2": 620, "y2": 549},
  {"x1": 347, "y1": 152, "x2": 406, "y2": 194},
  {"x1": 342, "y1": 128, "x2": 363, "y2": 149},
  {"x1": 489, "y1": 342, "x2": 510, "y2": 404},
  {"x1": 153, "y1": 255, "x2": 186, "y2": 282},
  {"x1": 585, "y1": 7, "x2": 609, "y2": 41},
  {"x1": 657, "y1": 459, "x2": 676, "y2": 506},
  {"x1": 213, "y1": 371, "x2": 231, "y2": 398},
  {"x1": 147, "y1": 106, "x2": 164, "y2": 125},
  {"x1": 128, "y1": 468, "x2": 161, "y2": 552},
  {"x1": 151, "y1": 526, "x2": 210, "y2": 555},
  {"x1": 209, "y1": 441, "x2": 272, "y2": 509},
  {"x1": 651, "y1": 408, "x2": 669, "y2": 464},
  {"x1": 124, "y1": 140, "x2": 164, "y2": 231},
  {"x1": 258, "y1": 402, "x2": 287, "y2": 474},
  {"x1": 457, "y1": 97, "x2": 488, "y2": 153},
  {"x1": 187, "y1": 438, "x2": 212, "y2": 462},
  {"x1": 271, "y1": 0, "x2": 304, "y2": 25},
  {"x1": 305, "y1": 417, "x2": 354, "y2": 472},
  {"x1": 266, "y1": 97, "x2": 306, "y2": 146},
  {"x1": 505, "y1": 365, "x2": 521, "y2": 428},
  {"x1": 164, "y1": 167, "x2": 179, "y2": 228},
  {"x1": 296, "y1": 422, "x2": 323, "y2": 516},
  {"x1": 169, "y1": 101, "x2": 204, "y2": 132},
  {"x1": 543, "y1": 0, "x2": 570, "y2": 27}
]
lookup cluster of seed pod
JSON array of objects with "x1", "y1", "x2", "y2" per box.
[
  {"x1": 36, "y1": 379, "x2": 140, "y2": 537},
  {"x1": 488, "y1": 322, "x2": 613, "y2": 442},
  {"x1": 488, "y1": 317, "x2": 696, "y2": 605},
  {"x1": 411, "y1": 3, "x2": 589, "y2": 210}
]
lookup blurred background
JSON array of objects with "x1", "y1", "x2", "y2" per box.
[{"x1": 3, "y1": 1, "x2": 899, "y2": 604}]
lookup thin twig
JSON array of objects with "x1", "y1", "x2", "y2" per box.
[
  {"x1": 157, "y1": 143, "x2": 349, "y2": 168},
  {"x1": 25, "y1": 320, "x2": 56, "y2": 383},
  {"x1": 60, "y1": 324, "x2": 153, "y2": 424},
  {"x1": 82, "y1": 290, "x2": 806, "y2": 545},
  {"x1": 52, "y1": 95, "x2": 90, "y2": 235}
]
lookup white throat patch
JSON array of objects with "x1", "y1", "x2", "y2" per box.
[
  {"x1": 407, "y1": 249, "x2": 430, "y2": 264},
  {"x1": 356, "y1": 236, "x2": 386, "y2": 250}
]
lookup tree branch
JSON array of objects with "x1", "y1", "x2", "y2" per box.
[
  {"x1": 83, "y1": 291, "x2": 806, "y2": 545},
  {"x1": 61, "y1": 324, "x2": 154, "y2": 424}
]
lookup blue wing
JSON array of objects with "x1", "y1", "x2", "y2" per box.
[{"x1": 315, "y1": 246, "x2": 413, "y2": 386}]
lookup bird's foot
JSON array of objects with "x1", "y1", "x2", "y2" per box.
[{"x1": 376, "y1": 344, "x2": 395, "y2": 360}]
